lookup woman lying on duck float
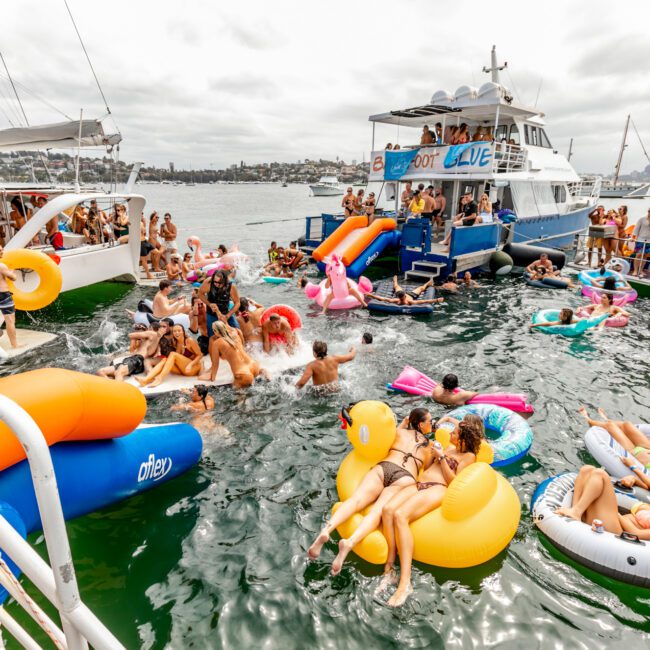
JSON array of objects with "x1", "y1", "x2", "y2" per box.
[
  {"x1": 307, "y1": 408, "x2": 434, "y2": 569},
  {"x1": 379, "y1": 414, "x2": 483, "y2": 606}
]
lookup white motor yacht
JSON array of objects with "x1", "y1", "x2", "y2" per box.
[{"x1": 309, "y1": 175, "x2": 344, "y2": 196}]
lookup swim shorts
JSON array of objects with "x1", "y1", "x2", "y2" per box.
[
  {"x1": 164, "y1": 240, "x2": 178, "y2": 250},
  {"x1": 0, "y1": 291, "x2": 15, "y2": 315},
  {"x1": 113, "y1": 354, "x2": 145, "y2": 376},
  {"x1": 140, "y1": 241, "x2": 154, "y2": 257}
]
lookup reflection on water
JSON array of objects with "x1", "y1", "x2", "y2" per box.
[{"x1": 3, "y1": 185, "x2": 650, "y2": 648}]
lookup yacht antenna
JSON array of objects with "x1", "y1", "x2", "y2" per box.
[
  {"x1": 613, "y1": 114, "x2": 630, "y2": 188},
  {"x1": 74, "y1": 108, "x2": 83, "y2": 192},
  {"x1": 482, "y1": 45, "x2": 507, "y2": 84},
  {"x1": 567, "y1": 138, "x2": 574, "y2": 162}
]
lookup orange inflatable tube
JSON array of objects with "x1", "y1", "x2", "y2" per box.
[
  {"x1": 0, "y1": 368, "x2": 147, "y2": 472},
  {"x1": 312, "y1": 217, "x2": 396, "y2": 266}
]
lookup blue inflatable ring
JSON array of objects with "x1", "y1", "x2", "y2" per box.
[
  {"x1": 577, "y1": 268, "x2": 626, "y2": 289},
  {"x1": 531, "y1": 308, "x2": 606, "y2": 337},
  {"x1": 444, "y1": 403, "x2": 533, "y2": 467}
]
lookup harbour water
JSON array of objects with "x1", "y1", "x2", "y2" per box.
[{"x1": 5, "y1": 184, "x2": 650, "y2": 648}]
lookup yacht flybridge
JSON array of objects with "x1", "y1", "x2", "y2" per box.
[
  {"x1": 367, "y1": 46, "x2": 598, "y2": 249},
  {"x1": 300, "y1": 47, "x2": 600, "y2": 281}
]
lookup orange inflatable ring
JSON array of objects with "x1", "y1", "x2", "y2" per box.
[
  {"x1": 260, "y1": 304, "x2": 302, "y2": 330},
  {"x1": 2, "y1": 249, "x2": 63, "y2": 310},
  {"x1": 0, "y1": 368, "x2": 146, "y2": 472}
]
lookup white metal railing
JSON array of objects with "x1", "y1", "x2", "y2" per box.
[
  {"x1": 0, "y1": 394, "x2": 124, "y2": 650},
  {"x1": 569, "y1": 175, "x2": 602, "y2": 201},
  {"x1": 492, "y1": 142, "x2": 527, "y2": 173}
]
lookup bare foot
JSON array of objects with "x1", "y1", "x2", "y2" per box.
[
  {"x1": 136, "y1": 377, "x2": 148, "y2": 387},
  {"x1": 198, "y1": 373, "x2": 212, "y2": 381},
  {"x1": 555, "y1": 506, "x2": 581, "y2": 521},
  {"x1": 307, "y1": 531, "x2": 329, "y2": 560},
  {"x1": 125, "y1": 309, "x2": 135, "y2": 318},
  {"x1": 10, "y1": 343, "x2": 26, "y2": 350},
  {"x1": 375, "y1": 569, "x2": 398, "y2": 595},
  {"x1": 423, "y1": 278, "x2": 433, "y2": 290},
  {"x1": 148, "y1": 377, "x2": 163, "y2": 388},
  {"x1": 331, "y1": 538, "x2": 353, "y2": 575},
  {"x1": 577, "y1": 406, "x2": 589, "y2": 421},
  {"x1": 597, "y1": 407, "x2": 609, "y2": 421},
  {"x1": 387, "y1": 583, "x2": 413, "y2": 607}
]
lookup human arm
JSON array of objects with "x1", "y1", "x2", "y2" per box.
[
  {"x1": 619, "y1": 456, "x2": 650, "y2": 489},
  {"x1": 225, "y1": 284, "x2": 240, "y2": 320},
  {"x1": 334, "y1": 347, "x2": 356, "y2": 364},
  {"x1": 619, "y1": 514, "x2": 650, "y2": 541},
  {"x1": 439, "y1": 451, "x2": 475, "y2": 483},
  {"x1": 262, "y1": 324, "x2": 271, "y2": 353},
  {"x1": 435, "y1": 416, "x2": 459, "y2": 428},
  {"x1": 364, "y1": 292, "x2": 397, "y2": 303},
  {"x1": 295, "y1": 363, "x2": 314, "y2": 389},
  {"x1": 529, "y1": 320, "x2": 562, "y2": 329},
  {"x1": 0, "y1": 262, "x2": 16, "y2": 282}
]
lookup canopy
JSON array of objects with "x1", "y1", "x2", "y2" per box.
[{"x1": 0, "y1": 119, "x2": 121, "y2": 152}]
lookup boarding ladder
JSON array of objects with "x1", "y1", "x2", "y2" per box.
[{"x1": 0, "y1": 394, "x2": 124, "y2": 650}]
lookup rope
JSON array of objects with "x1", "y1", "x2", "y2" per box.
[
  {"x1": 0, "y1": 73, "x2": 73, "y2": 121},
  {"x1": 0, "y1": 556, "x2": 66, "y2": 650},
  {"x1": 0, "y1": 52, "x2": 29, "y2": 127},
  {"x1": 630, "y1": 117, "x2": 650, "y2": 166},
  {"x1": 63, "y1": 0, "x2": 118, "y2": 133}
]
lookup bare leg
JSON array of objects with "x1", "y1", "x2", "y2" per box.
[
  {"x1": 150, "y1": 249, "x2": 162, "y2": 272},
  {"x1": 321, "y1": 291, "x2": 334, "y2": 314},
  {"x1": 388, "y1": 485, "x2": 446, "y2": 607},
  {"x1": 137, "y1": 356, "x2": 171, "y2": 386},
  {"x1": 140, "y1": 255, "x2": 153, "y2": 279},
  {"x1": 620, "y1": 421, "x2": 650, "y2": 449},
  {"x1": 346, "y1": 280, "x2": 367, "y2": 308},
  {"x1": 555, "y1": 467, "x2": 621, "y2": 533},
  {"x1": 413, "y1": 278, "x2": 433, "y2": 294},
  {"x1": 392, "y1": 276, "x2": 403, "y2": 294},
  {"x1": 307, "y1": 468, "x2": 384, "y2": 560},
  {"x1": 331, "y1": 478, "x2": 413, "y2": 575},
  {"x1": 3, "y1": 313, "x2": 21, "y2": 348},
  {"x1": 578, "y1": 406, "x2": 636, "y2": 453}
]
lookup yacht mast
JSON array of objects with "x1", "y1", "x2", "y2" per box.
[
  {"x1": 482, "y1": 45, "x2": 507, "y2": 84},
  {"x1": 613, "y1": 114, "x2": 630, "y2": 188}
]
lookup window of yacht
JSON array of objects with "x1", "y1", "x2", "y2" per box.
[
  {"x1": 553, "y1": 184, "x2": 566, "y2": 204},
  {"x1": 495, "y1": 125, "x2": 509, "y2": 142},
  {"x1": 509, "y1": 124, "x2": 521, "y2": 145},
  {"x1": 524, "y1": 125, "x2": 539, "y2": 146},
  {"x1": 540, "y1": 129, "x2": 552, "y2": 148}
]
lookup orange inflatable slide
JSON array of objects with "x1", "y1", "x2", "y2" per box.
[{"x1": 0, "y1": 368, "x2": 146, "y2": 472}]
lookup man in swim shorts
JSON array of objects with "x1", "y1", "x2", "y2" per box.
[
  {"x1": 0, "y1": 245, "x2": 20, "y2": 349},
  {"x1": 97, "y1": 322, "x2": 164, "y2": 380},
  {"x1": 366, "y1": 276, "x2": 444, "y2": 307},
  {"x1": 296, "y1": 340, "x2": 356, "y2": 390},
  {"x1": 160, "y1": 212, "x2": 178, "y2": 256}
]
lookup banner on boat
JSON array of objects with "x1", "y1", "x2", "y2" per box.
[{"x1": 370, "y1": 142, "x2": 493, "y2": 181}]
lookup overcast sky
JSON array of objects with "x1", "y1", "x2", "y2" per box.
[{"x1": 1, "y1": 0, "x2": 649, "y2": 174}]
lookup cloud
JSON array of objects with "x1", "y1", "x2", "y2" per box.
[{"x1": 572, "y1": 34, "x2": 650, "y2": 78}]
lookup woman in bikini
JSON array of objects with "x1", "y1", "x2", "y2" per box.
[
  {"x1": 148, "y1": 212, "x2": 165, "y2": 271},
  {"x1": 379, "y1": 413, "x2": 483, "y2": 606},
  {"x1": 200, "y1": 320, "x2": 265, "y2": 388},
  {"x1": 307, "y1": 408, "x2": 434, "y2": 574},
  {"x1": 529, "y1": 308, "x2": 579, "y2": 329},
  {"x1": 578, "y1": 293, "x2": 630, "y2": 327},
  {"x1": 555, "y1": 465, "x2": 650, "y2": 540},
  {"x1": 578, "y1": 407, "x2": 650, "y2": 485},
  {"x1": 137, "y1": 323, "x2": 203, "y2": 387}
]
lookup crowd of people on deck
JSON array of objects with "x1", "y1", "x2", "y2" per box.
[
  {"x1": 384, "y1": 123, "x2": 516, "y2": 149},
  {"x1": 585, "y1": 204, "x2": 650, "y2": 276}
]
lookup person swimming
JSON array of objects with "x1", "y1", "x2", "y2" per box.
[{"x1": 529, "y1": 308, "x2": 578, "y2": 329}]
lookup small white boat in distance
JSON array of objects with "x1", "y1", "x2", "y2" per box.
[{"x1": 310, "y1": 175, "x2": 344, "y2": 196}]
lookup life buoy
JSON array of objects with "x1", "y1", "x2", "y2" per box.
[
  {"x1": 2, "y1": 249, "x2": 63, "y2": 311},
  {"x1": 260, "y1": 304, "x2": 302, "y2": 330}
]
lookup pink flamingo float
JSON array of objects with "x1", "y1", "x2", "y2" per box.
[
  {"x1": 186, "y1": 236, "x2": 248, "y2": 282},
  {"x1": 304, "y1": 254, "x2": 372, "y2": 310}
]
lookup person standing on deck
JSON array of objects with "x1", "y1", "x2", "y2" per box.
[
  {"x1": 632, "y1": 209, "x2": 650, "y2": 277},
  {"x1": 585, "y1": 205, "x2": 605, "y2": 268},
  {"x1": 160, "y1": 212, "x2": 178, "y2": 258},
  {"x1": 0, "y1": 245, "x2": 21, "y2": 349},
  {"x1": 400, "y1": 182, "x2": 413, "y2": 214},
  {"x1": 342, "y1": 188, "x2": 355, "y2": 217}
]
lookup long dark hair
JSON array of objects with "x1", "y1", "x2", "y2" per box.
[
  {"x1": 458, "y1": 414, "x2": 484, "y2": 455},
  {"x1": 408, "y1": 407, "x2": 430, "y2": 434}
]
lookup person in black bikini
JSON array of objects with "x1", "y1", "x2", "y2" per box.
[
  {"x1": 307, "y1": 408, "x2": 434, "y2": 574},
  {"x1": 378, "y1": 413, "x2": 483, "y2": 606},
  {"x1": 198, "y1": 269, "x2": 240, "y2": 335}
]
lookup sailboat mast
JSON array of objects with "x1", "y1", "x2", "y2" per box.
[{"x1": 613, "y1": 114, "x2": 630, "y2": 188}]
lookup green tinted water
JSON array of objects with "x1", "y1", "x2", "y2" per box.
[{"x1": 2, "y1": 185, "x2": 650, "y2": 648}]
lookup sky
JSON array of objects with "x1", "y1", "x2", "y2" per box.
[{"x1": 1, "y1": 0, "x2": 650, "y2": 174}]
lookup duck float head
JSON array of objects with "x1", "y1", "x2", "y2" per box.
[{"x1": 334, "y1": 400, "x2": 520, "y2": 568}]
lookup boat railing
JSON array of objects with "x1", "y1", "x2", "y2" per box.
[
  {"x1": 449, "y1": 222, "x2": 501, "y2": 258},
  {"x1": 491, "y1": 142, "x2": 527, "y2": 174},
  {"x1": 0, "y1": 394, "x2": 124, "y2": 650},
  {"x1": 569, "y1": 175, "x2": 602, "y2": 201},
  {"x1": 571, "y1": 232, "x2": 649, "y2": 274}
]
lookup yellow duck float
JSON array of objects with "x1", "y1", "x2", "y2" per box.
[{"x1": 335, "y1": 400, "x2": 521, "y2": 568}]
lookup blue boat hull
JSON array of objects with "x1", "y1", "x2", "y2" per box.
[{"x1": 512, "y1": 205, "x2": 591, "y2": 249}]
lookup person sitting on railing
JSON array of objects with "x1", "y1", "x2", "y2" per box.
[
  {"x1": 483, "y1": 127, "x2": 494, "y2": 142},
  {"x1": 434, "y1": 122, "x2": 443, "y2": 145},
  {"x1": 420, "y1": 125, "x2": 434, "y2": 145},
  {"x1": 342, "y1": 187, "x2": 355, "y2": 217},
  {"x1": 393, "y1": 144, "x2": 401, "y2": 150},
  {"x1": 441, "y1": 192, "x2": 478, "y2": 247},
  {"x1": 455, "y1": 123, "x2": 470, "y2": 144},
  {"x1": 407, "y1": 190, "x2": 425, "y2": 218},
  {"x1": 632, "y1": 208, "x2": 650, "y2": 277},
  {"x1": 472, "y1": 127, "x2": 484, "y2": 142}
]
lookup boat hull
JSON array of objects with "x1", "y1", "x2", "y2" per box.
[
  {"x1": 512, "y1": 205, "x2": 591, "y2": 249},
  {"x1": 310, "y1": 185, "x2": 344, "y2": 196}
]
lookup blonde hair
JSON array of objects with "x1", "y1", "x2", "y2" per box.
[{"x1": 212, "y1": 320, "x2": 237, "y2": 348}]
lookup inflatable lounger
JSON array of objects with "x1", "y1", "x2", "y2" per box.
[
  {"x1": 0, "y1": 368, "x2": 146, "y2": 472},
  {"x1": 387, "y1": 365, "x2": 534, "y2": 415},
  {"x1": 524, "y1": 271, "x2": 570, "y2": 289},
  {"x1": 366, "y1": 280, "x2": 436, "y2": 315},
  {"x1": 532, "y1": 472, "x2": 650, "y2": 588},
  {"x1": 0, "y1": 422, "x2": 202, "y2": 535}
]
